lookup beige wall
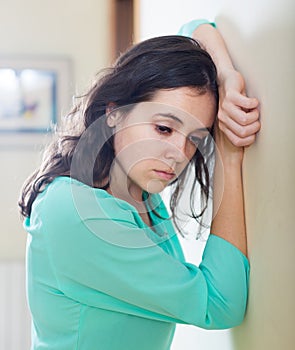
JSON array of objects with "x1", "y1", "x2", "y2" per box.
[
  {"x1": 138, "y1": 0, "x2": 295, "y2": 349},
  {"x1": 1, "y1": 0, "x2": 294, "y2": 348},
  {"x1": 217, "y1": 2, "x2": 295, "y2": 350},
  {"x1": 0, "y1": 0, "x2": 112, "y2": 259}
]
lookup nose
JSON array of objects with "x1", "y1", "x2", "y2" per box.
[{"x1": 163, "y1": 133, "x2": 188, "y2": 164}]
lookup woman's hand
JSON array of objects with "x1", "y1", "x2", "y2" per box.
[
  {"x1": 216, "y1": 69, "x2": 260, "y2": 152},
  {"x1": 191, "y1": 24, "x2": 260, "y2": 159}
]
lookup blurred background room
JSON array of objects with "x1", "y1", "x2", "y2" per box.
[{"x1": 0, "y1": 0, "x2": 294, "y2": 349}]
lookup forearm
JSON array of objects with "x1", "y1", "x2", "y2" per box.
[
  {"x1": 211, "y1": 154, "x2": 247, "y2": 257},
  {"x1": 191, "y1": 23, "x2": 236, "y2": 82}
]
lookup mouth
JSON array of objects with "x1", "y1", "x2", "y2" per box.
[{"x1": 153, "y1": 169, "x2": 176, "y2": 181}]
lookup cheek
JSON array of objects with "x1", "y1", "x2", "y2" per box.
[
  {"x1": 114, "y1": 124, "x2": 154, "y2": 152},
  {"x1": 113, "y1": 135, "x2": 160, "y2": 177},
  {"x1": 114, "y1": 132, "x2": 161, "y2": 160},
  {"x1": 185, "y1": 143, "x2": 197, "y2": 161},
  {"x1": 128, "y1": 160, "x2": 148, "y2": 177},
  {"x1": 113, "y1": 129, "x2": 129, "y2": 156}
]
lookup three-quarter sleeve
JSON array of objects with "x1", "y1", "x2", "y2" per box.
[
  {"x1": 177, "y1": 19, "x2": 216, "y2": 37},
  {"x1": 199, "y1": 234, "x2": 249, "y2": 328},
  {"x1": 28, "y1": 178, "x2": 249, "y2": 330}
]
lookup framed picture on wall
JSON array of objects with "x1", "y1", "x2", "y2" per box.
[{"x1": 0, "y1": 56, "x2": 72, "y2": 133}]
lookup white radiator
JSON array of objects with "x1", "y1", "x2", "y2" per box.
[{"x1": 0, "y1": 261, "x2": 31, "y2": 350}]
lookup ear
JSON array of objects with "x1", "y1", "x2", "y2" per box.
[{"x1": 106, "y1": 103, "x2": 119, "y2": 128}]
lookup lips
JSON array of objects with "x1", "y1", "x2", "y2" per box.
[{"x1": 153, "y1": 169, "x2": 176, "y2": 181}]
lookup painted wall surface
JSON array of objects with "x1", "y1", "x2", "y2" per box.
[
  {"x1": 1, "y1": 0, "x2": 294, "y2": 349},
  {"x1": 0, "y1": 0, "x2": 112, "y2": 259},
  {"x1": 138, "y1": 0, "x2": 295, "y2": 349}
]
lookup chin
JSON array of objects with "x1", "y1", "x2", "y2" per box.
[{"x1": 145, "y1": 181, "x2": 168, "y2": 194}]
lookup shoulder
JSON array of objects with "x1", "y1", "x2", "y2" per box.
[{"x1": 31, "y1": 176, "x2": 136, "y2": 226}]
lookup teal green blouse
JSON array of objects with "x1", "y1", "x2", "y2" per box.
[
  {"x1": 25, "y1": 176, "x2": 249, "y2": 350},
  {"x1": 24, "y1": 19, "x2": 249, "y2": 350}
]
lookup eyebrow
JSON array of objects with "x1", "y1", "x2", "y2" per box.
[{"x1": 153, "y1": 113, "x2": 212, "y2": 132}]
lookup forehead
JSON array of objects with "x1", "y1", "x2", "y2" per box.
[{"x1": 124, "y1": 87, "x2": 216, "y2": 131}]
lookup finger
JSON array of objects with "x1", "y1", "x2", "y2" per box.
[
  {"x1": 219, "y1": 106, "x2": 260, "y2": 126},
  {"x1": 219, "y1": 121, "x2": 257, "y2": 147},
  {"x1": 229, "y1": 91, "x2": 259, "y2": 111},
  {"x1": 218, "y1": 113, "x2": 261, "y2": 138}
]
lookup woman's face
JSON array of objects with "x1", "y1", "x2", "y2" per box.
[{"x1": 109, "y1": 87, "x2": 216, "y2": 201}]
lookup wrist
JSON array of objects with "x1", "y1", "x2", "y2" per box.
[
  {"x1": 216, "y1": 146, "x2": 244, "y2": 167},
  {"x1": 218, "y1": 67, "x2": 240, "y2": 85},
  {"x1": 221, "y1": 155, "x2": 243, "y2": 170},
  {"x1": 215, "y1": 128, "x2": 244, "y2": 165},
  {"x1": 213, "y1": 132, "x2": 244, "y2": 166}
]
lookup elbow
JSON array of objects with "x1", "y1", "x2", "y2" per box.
[
  {"x1": 203, "y1": 295, "x2": 248, "y2": 330},
  {"x1": 199, "y1": 261, "x2": 250, "y2": 330}
]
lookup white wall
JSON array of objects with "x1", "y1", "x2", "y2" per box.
[
  {"x1": 0, "y1": 0, "x2": 112, "y2": 260},
  {"x1": 138, "y1": 0, "x2": 295, "y2": 349}
]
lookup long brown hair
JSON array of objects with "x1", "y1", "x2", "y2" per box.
[{"x1": 19, "y1": 35, "x2": 218, "y2": 234}]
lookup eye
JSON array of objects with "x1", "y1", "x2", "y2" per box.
[
  {"x1": 188, "y1": 135, "x2": 202, "y2": 147},
  {"x1": 155, "y1": 124, "x2": 173, "y2": 135}
]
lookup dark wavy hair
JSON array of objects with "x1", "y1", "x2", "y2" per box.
[{"x1": 19, "y1": 35, "x2": 218, "y2": 234}]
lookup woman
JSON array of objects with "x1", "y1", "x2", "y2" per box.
[{"x1": 19, "y1": 20, "x2": 260, "y2": 350}]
